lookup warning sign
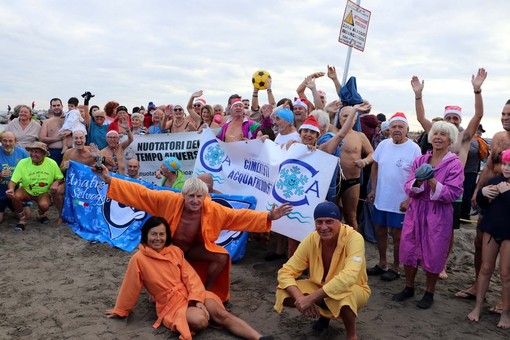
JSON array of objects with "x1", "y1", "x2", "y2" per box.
[{"x1": 338, "y1": 1, "x2": 371, "y2": 52}]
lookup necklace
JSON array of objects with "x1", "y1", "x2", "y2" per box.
[{"x1": 174, "y1": 119, "x2": 185, "y2": 128}]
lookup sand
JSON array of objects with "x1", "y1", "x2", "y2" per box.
[{"x1": 0, "y1": 208, "x2": 508, "y2": 340}]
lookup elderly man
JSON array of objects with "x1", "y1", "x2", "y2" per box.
[
  {"x1": 100, "y1": 129, "x2": 133, "y2": 175},
  {"x1": 216, "y1": 98, "x2": 263, "y2": 142},
  {"x1": 6, "y1": 142, "x2": 64, "y2": 230},
  {"x1": 274, "y1": 202, "x2": 370, "y2": 339},
  {"x1": 0, "y1": 131, "x2": 29, "y2": 223},
  {"x1": 93, "y1": 166, "x2": 292, "y2": 302},
  {"x1": 366, "y1": 113, "x2": 421, "y2": 281}
]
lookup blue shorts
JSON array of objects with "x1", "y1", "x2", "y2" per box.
[{"x1": 372, "y1": 206, "x2": 404, "y2": 229}]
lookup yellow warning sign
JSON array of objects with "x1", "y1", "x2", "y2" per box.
[{"x1": 344, "y1": 10, "x2": 354, "y2": 26}]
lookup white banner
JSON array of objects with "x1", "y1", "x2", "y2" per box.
[
  {"x1": 193, "y1": 129, "x2": 338, "y2": 241},
  {"x1": 128, "y1": 132, "x2": 201, "y2": 185}
]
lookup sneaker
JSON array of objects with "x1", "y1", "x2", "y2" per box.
[
  {"x1": 392, "y1": 287, "x2": 415, "y2": 301},
  {"x1": 417, "y1": 292, "x2": 434, "y2": 309}
]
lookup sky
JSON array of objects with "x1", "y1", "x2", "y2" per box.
[{"x1": 1, "y1": 0, "x2": 509, "y2": 137}]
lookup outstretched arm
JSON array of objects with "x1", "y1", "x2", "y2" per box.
[
  {"x1": 462, "y1": 68, "x2": 487, "y2": 142},
  {"x1": 186, "y1": 90, "x2": 203, "y2": 126},
  {"x1": 411, "y1": 76, "x2": 432, "y2": 133}
]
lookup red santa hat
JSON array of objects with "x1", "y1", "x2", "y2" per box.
[
  {"x1": 293, "y1": 97, "x2": 308, "y2": 110},
  {"x1": 389, "y1": 112, "x2": 408, "y2": 125},
  {"x1": 193, "y1": 98, "x2": 206, "y2": 106},
  {"x1": 298, "y1": 115, "x2": 320, "y2": 133},
  {"x1": 444, "y1": 105, "x2": 462, "y2": 118}
]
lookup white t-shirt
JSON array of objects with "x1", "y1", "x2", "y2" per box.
[
  {"x1": 274, "y1": 131, "x2": 301, "y2": 145},
  {"x1": 372, "y1": 138, "x2": 421, "y2": 214}
]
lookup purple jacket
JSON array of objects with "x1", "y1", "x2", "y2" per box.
[{"x1": 399, "y1": 151, "x2": 464, "y2": 274}]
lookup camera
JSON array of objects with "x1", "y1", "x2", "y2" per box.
[{"x1": 95, "y1": 156, "x2": 104, "y2": 171}]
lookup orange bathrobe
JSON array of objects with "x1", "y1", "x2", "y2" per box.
[
  {"x1": 112, "y1": 244, "x2": 223, "y2": 340},
  {"x1": 107, "y1": 177, "x2": 271, "y2": 301}
]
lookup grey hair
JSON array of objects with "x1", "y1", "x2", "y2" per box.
[
  {"x1": 182, "y1": 177, "x2": 209, "y2": 196},
  {"x1": 311, "y1": 109, "x2": 330, "y2": 130},
  {"x1": 428, "y1": 121, "x2": 458, "y2": 145}
]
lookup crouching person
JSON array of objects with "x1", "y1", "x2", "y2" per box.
[{"x1": 274, "y1": 202, "x2": 370, "y2": 340}]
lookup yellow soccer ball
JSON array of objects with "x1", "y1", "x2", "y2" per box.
[{"x1": 251, "y1": 70, "x2": 271, "y2": 90}]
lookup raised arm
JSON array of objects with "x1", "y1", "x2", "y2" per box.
[
  {"x1": 161, "y1": 104, "x2": 174, "y2": 131},
  {"x1": 318, "y1": 104, "x2": 360, "y2": 154},
  {"x1": 296, "y1": 71, "x2": 325, "y2": 109},
  {"x1": 305, "y1": 76, "x2": 324, "y2": 110},
  {"x1": 411, "y1": 76, "x2": 432, "y2": 133},
  {"x1": 462, "y1": 68, "x2": 487, "y2": 142},
  {"x1": 327, "y1": 65, "x2": 342, "y2": 96},
  {"x1": 186, "y1": 90, "x2": 203, "y2": 126}
]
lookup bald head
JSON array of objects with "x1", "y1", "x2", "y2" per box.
[
  {"x1": 127, "y1": 159, "x2": 140, "y2": 178},
  {"x1": 197, "y1": 173, "x2": 215, "y2": 193},
  {"x1": 1, "y1": 131, "x2": 17, "y2": 154}
]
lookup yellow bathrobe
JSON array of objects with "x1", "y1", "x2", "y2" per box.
[
  {"x1": 107, "y1": 177, "x2": 271, "y2": 301},
  {"x1": 275, "y1": 224, "x2": 371, "y2": 318}
]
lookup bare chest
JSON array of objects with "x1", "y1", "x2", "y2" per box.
[{"x1": 172, "y1": 212, "x2": 202, "y2": 252}]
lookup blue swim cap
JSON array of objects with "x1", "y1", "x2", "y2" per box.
[
  {"x1": 163, "y1": 157, "x2": 181, "y2": 172},
  {"x1": 276, "y1": 108, "x2": 294, "y2": 124},
  {"x1": 314, "y1": 202, "x2": 342, "y2": 221}
]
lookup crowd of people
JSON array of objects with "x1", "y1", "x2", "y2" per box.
[{"x1": 1, "y1": 65, "x2": 510, "y2": 339}]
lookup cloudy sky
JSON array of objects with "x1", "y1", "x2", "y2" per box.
[{"x1": 1, "y1": 0, "x2": 509, "y2": 136}]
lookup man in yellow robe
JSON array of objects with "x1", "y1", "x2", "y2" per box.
[{"x1": 274, "y1": 202, "x2": 370, "y2": 339}]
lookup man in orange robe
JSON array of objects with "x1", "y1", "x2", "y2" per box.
[{"x1": 97, "y1": 168, "x2": 292, "y2": 302}]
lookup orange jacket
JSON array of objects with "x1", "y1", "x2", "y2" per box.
[
  {"x1": 108, "y1": 177, "x2": 271, "y2": 301},
  {"x1": 113, "y1": 244, "x2": 222, "y2": 339}
]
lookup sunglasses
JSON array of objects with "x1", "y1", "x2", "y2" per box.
[
  {"x1": 193, "y1": 104, "x2": 202, "y2": 108},
  {"x1": 173, "y1": 108, "x2": 183, "y2": 112}
]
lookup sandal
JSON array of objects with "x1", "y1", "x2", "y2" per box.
[
  {"x1": 14, "y1": 223, "x2": 26, "y2": 231},
  {"x1": 381, "y1": 268, "x2": 400, "y2": 282}
]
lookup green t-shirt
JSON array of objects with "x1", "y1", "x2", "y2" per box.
[{"x1": 10, "y1": 157, "x2": 64, "y2": 196}]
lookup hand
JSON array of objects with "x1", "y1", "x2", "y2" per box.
[
  {"x1": 367, "y1": 190, "x2": 375, "y2": 203},
  {"x1": 91, "y1": 164, "x2": 112, "y2": 184},
  {"x1": 5, "y1": 189, "x2": 14, "y2": 197},
  {"x1": 353, "y1": 102, "x2": 372, "y2": 113},
  {"x1": 496, "y1": 181, "x2": 510, "y2": 194},
  {"x1": 327, "y1": 65, "x2": 338, "y2": 80},
  {"x1": 260, "y1": 104, "x2": 273, "y2": 119},
  {"x1": 155, "y1": 170, "x2": 163, "y2": 179},
  {"x1": 325, "y1": 100, "x2": 342, "y2": 114},
  {"x1": 105, "y1": 309, "x2": 121, "y2": 318},
  {"x1": 481, "y1": 185, "x2": 499, "y2": 199},
  {"x1": 192, "y1": 90, "x2": 203, "y2": 98},
  {"x1": 411, "y1": 76, "x2": 424, "y2": 95},
  {"x1": 268, "y1": 203, "x2": 292, "y2": 220},
  {"x1": 308, "y1": 71, "x2": 325, "y2": 79},
  {"x1": 118, "y1": 120, "x2": 129, "y2": 130},
  {"x1": 414, "y1": 163, "x2": 434, "y2": 181},
  {"x1": 354, "y1": 159, "x2": 367, "y2": 168},
  {"x1": 195, "y1": 302, "x2": 210, "y2": 320},
  {"x1": 164, "y1": 104, "x2": 174, "y2": 116},
  {"x1": 306, "y1": 144, "x2": 316, "y2": 151},
  {"x1": 50, "y1": 182, "x2": 59, "y2": 194},
  {"x1": 471, "y1": 68, "x2": 487, "y2": 91},
  {"x1": 89, "y1": 143, "x2": 99, "y2": 157},
  {"x1": 266, "y1": 76, "x2": 272, "y2": 90},
  {"x1": 294, "y1": 295, "x2": 320, "y2": 318},
  {"x1": 400, "y1": 198, "x2": 410, "y2": 212},
  {"x1": 304, "y1": 76, "x2": 316, "y2": 90},
  {"x1": 62, "y1": 161, "x2": 70, "y2": 170},
  {"x1": 471, "y1": 191, "x2": 478, "y2": 209}
]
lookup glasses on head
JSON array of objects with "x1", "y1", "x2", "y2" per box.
[{"x1": 174, "y1": 108, "x2": 183, "y2": 112}]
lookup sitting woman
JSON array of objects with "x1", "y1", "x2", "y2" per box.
[
  {"x1": 106, "y1": 216, "x2": 272, "y2": 340},
  {"x1": 468, "y1": 148, "x2": 510, "y2": 329},
  {"x1": 155, "y1": 156, "x2": 185, "y2": 190}
]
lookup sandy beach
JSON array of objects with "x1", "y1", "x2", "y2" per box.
[{"x1": 0, "y1": 207, "x2": 508, "y2": 340}]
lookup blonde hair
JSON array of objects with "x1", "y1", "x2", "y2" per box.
[
  {"x1": 428, "y1": 121, "x2": 458, "y2": 144},
  {"x1": 182, "y1": 177, "x2": 208, "y2": 196}
]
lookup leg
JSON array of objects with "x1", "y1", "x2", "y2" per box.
[
  {"x1": 341, "y1": 184, "x2": 360, "y2": 231},
  {"x1": 35, "y1": 193, "x2": 51, "y2": 223},
  {"x1": 440, "y1": 232, "x2": 454, "y2": 280},
  {"x1": 10, "y1": 188, "x2": 30, "y2": 229},
  {"x1": 498, "y1": 240, "x2": 510, "y2": 329},
  {"x1": 456, "y1": 227, "x2": 483, "y2": 298},
  {"x1": 53, "y1": 183, "x2": 65, "y2": 224},
  {"x1": 390, "y1": 228, "x2": 402, "y2": 272},
  {"x1": 287, "y1": 238, "x2": 300, "y2": 258},
  {"x1": 392, "y1": 265, "x2": 417, "y2": 301},
  {"x1": 340, "y1": 305, "x2": 358, "y2": 340},
  {"x1": 186, "y1": 244, "x2": 229, "y2": 291},
  {"x1": 186, "y1": 306, "x2": 209, "y2": 332},
  {"x1": 468, "y1": 232, "x2": 499, "y2": 322},
  {"x1": 374, "y1": 224, "x2": 388, "y2": 269},
  {"x1": 204, "y1": 298, "x2": 262, "y2": 340}
]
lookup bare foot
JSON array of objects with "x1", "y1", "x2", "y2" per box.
[
  {"x1": 489, "y1": 302, "x2": 503, "y2": 314},
  {"x1": 439, "y1": 267, "x2": 448, "y2": 280},
  {"x1": 455, "y1": 286, "x2": 476, "y2": 299},
  {"x1": 56, "y1": 217, "x2": 63, "y2": 225},
  {"x1": 467, "y1": 308, "x2": 481, "y2": 322},
  {"x1": 497, "y1": 311, "x2": 510, "y2": 329}
]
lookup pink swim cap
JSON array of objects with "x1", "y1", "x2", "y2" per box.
[{"x1": 502, "y1": 149, "x2": 510, "y2": 163}]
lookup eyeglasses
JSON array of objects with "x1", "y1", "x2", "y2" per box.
[{"x1": 174, "y1": 108, "x2": 183, "y2": 112}]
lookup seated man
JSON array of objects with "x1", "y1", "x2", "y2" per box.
[
  {"x1": 93, "y1": 165, "x2": 292, "y2": 302},
  {"x1": 274, "y1": 202, "x2": 370, "y2": 339},
  {"x1": 6, "y1": 142, "x2": 64, "y2": 230}
]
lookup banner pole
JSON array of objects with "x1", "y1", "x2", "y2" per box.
[{"x1": 341, "y1": 0, "x2": 361, "y2": 86}]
